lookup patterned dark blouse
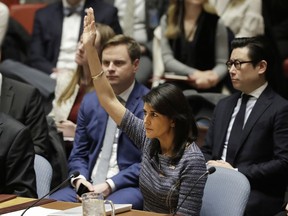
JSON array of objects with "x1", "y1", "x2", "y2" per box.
[{"x1": 120, "y1": 110, "x2": 207, "y2": 215}]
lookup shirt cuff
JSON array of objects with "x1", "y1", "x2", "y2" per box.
[
  {"x1": 71, "y1": 174, "x2": 86, "y2": 187},
  {"x1": 106, "y1": 179, "x2": 116, "y2": 192}
]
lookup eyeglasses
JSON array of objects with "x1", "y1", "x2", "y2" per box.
[{"x1": 226, "y1": 60, "x2": 254, "y2": 70}]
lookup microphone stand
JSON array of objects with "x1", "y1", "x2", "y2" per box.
[
  {"x1": 172, "y1": 167, "x2": 216, "y2": 216},
  {"x1": 20, "y1": 171, "x2": 80, "y2": 216}
]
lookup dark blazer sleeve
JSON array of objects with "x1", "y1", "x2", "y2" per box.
[
  {"x1": 238, "y1": 96, "x2": 288, "y2": 189},
  {"x1": 1, "y1": 78, "x2": 50, "y2": 160},
  {"x1": 0, "y1": 113, "x2": 37, "y2": 198},
  {"x1": 24, "y1": 86, "x2": 50, "y2": 159},
  {"x1": 200, "y1": 103, "x2": 223, "y2": 162},
  {"x1": 27, "y1": 4, "x2": 63, "y2": 74},
  {"x1": 111, "y1": 163, "x2": 141, "y2": 189}
]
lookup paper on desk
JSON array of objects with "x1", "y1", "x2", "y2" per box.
[
  {"x1": 48, "y1": 204, "x2": 132, "y2": 216},
  {"x1": 63, "y1": 136, "x2": 74, "y2": 141},
  {"x1": 1, "y1": 206, "x2": 59, "y2": 216}
]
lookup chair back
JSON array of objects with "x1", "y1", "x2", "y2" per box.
[
  {"x1": 200, "y1": 167, "x2": 250, "y2": 216},
  {"x1": 1, "y1": 0, "x2": 19, "y2": 8},
  {"x1": 34, "y1": 154, "x2": 53, "y2": 198},
  {"x1": 9, "y1": 3, "x2": 46, "y2": 34}
]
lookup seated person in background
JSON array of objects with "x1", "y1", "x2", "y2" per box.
[
  {"x1": 0, "y1": 72, "x2": 50, "y2": 160},
  {"x1": 160, "y1": 0, "x2": 229, "y2": 93},
  {"x1": 81, "y1": 8, "x2": 207, "y2": 215},
  {"x1": 262, "y1": 0, "x2": 288, "y2": 100},
  {"x1": 0, "y1": 112, "x2": 37, "y2": 198},
  {"x1": 209, "y1": 0, "x2": 264, "y2": 37},
  {"x1": 27, "y1": 0, "x2": 122, "y2": 77},
  {"x1": 48, "y1": 23, "x2": 115, "y2": 157},
  {"x1": 104, "y1": 0, "x2": 168, "y2": 85},
  {"x1": 50, "y1": 34, "x2": 150, "y2": 210},
  {"x1": 262, "y1": 0, "x2": 288, "y2": 62},
  {"x1": 0, "y1": 2, "x2": 9, "y2": 47},
  {"x1": 201, "y1": 36, "x2": 288, "y2": 216},
  {"x1": 1, "y1": 4, "x2": 31, "y2": 63}
]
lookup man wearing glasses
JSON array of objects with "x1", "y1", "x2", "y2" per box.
[{"x1": 201, "y1": 36, "x2": 288, "y2": 216}]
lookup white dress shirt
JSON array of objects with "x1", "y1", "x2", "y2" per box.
[
  {"x1": 114, "y1": 0, "x2": 147, "y2": 43},
  {"x1": 56, "y1": 0, "x2": 84, "y2": 73},
  {"x1": 221, "y1": 82, "x2": 268, "y2": 160},
  {"x1": 0, "y1": 2, "x2": 9, "y2": 47}
]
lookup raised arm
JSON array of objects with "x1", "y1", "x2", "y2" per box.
[{"x1": 83, "y1": 8, "x2": 125, "y2": 126}]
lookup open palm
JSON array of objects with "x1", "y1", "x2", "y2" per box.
[{"x1": 83, "y1": 7, "x2": 97, "y2": 47}]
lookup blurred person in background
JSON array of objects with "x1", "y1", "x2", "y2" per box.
[
  {"x1": 0, "y1": 112, "x2": 37, "y2": 198},
  {"x1": 0, "y1": 2, "x2": 9, "y2": 47},
  {"x1": 209, "y1": 0, "x2": 264, "y2": 37},
  {"x1": 159, "y1": 0, "x2": 230, "y2": 93},
  {"x1": 27, "y1": 0, "x2": 121, "y2": 78}
]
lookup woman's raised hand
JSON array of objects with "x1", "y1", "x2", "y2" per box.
[{"x1": 83, "y1": 7, "x2": 97, "y2": 47}]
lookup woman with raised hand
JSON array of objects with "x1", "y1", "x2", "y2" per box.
[{"x1": 83, "y1": 8, "x2": 207, "y2": 215}]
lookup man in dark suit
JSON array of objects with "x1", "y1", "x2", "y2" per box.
[
  {"x1": 0, "y1": 73, "x2": 50, "y2": 160},
  {"x1": 50, "y1": 35, "x2": 150, "y2": 210},
  {"x1": 27, "y1": 0, "x2": 122, "y2": 75},
  {"x1": 0, "y1": 112, "x2": 37, "y2": 198},
  {"x1": 201, "y1": 36, "x2": 288, "y2": 216}
]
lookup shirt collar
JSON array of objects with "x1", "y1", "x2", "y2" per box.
[
  {"x1": 62, "y1": 0, "x2": 84, "y2": 16},
  {"x1": 62, "y1": 0, "x2": 84, "y2": 8},
  {"x1": 248, "y1": 82, "x2": 268, "y2": 99},
  {"x1": 118, "y1": 80, "x2": 136, "y2": 103}
]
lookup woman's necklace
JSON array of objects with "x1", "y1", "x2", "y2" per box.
[
  {"x1": 162, "y1": 151, "x2": 171, "y2": 157},
  {"x1": 184, "y1": 18, "x2": 198, "y2": 41},
  {"x1": 186, "y1": 24, "x2": 197, "y2": 41}
]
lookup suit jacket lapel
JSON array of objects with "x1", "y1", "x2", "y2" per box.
[
  {"x1": 242, "y1": 87, "x2": 272, "y2": 139},
  {"x1": 0, "y1": 114, "x2": 3, "y2": 139},
  {"x1": 118, "y1": 81, "x2": 143, "y2": 137},
  {"x1": 0, "y1": 78, "x2": 14, "y2": 113},
  {"x1": 215, "y1": 93, "x2": 240, "y2": 158},
  {"x1": 234, "y1": 87, "x2": 273, "y2": 159}
]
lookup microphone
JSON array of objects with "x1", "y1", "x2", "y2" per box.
[
  {"x1": 172, "y1": 167, "x2": 216, "y2": 216},
  {"x1": 20, "y1": 171, "x2": 80, "y2": 216}
]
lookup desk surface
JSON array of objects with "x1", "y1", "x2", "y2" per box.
[
  {"x1": 0, "y1": 196, "x2": 168, "y2": 216},
  {"x1": 42, "y1": 201, "x2": 167, "y2": 216}
]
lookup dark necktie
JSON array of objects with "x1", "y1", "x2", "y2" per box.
[{"x1": 226, "y1": 94, "x2": 250, "y2": 165}]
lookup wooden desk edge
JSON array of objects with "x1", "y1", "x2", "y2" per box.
[
  {"x1": 0, "y1": 196, "x2": 170, "y2": 216},
  {"x1": 42, "y1": 201, "x2": 168, "y2": 216}
]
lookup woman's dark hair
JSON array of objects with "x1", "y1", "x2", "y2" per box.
[{"x1": 142, "y1": 83, "x2": 198, "y2": 163}]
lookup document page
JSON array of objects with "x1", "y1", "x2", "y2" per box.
[
  {"x1": 48, "y1": 204, "x2": 132, "y2": 216},
  {"x1": 2, "y1": 206, "x2": 59, "y2": 216}
]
